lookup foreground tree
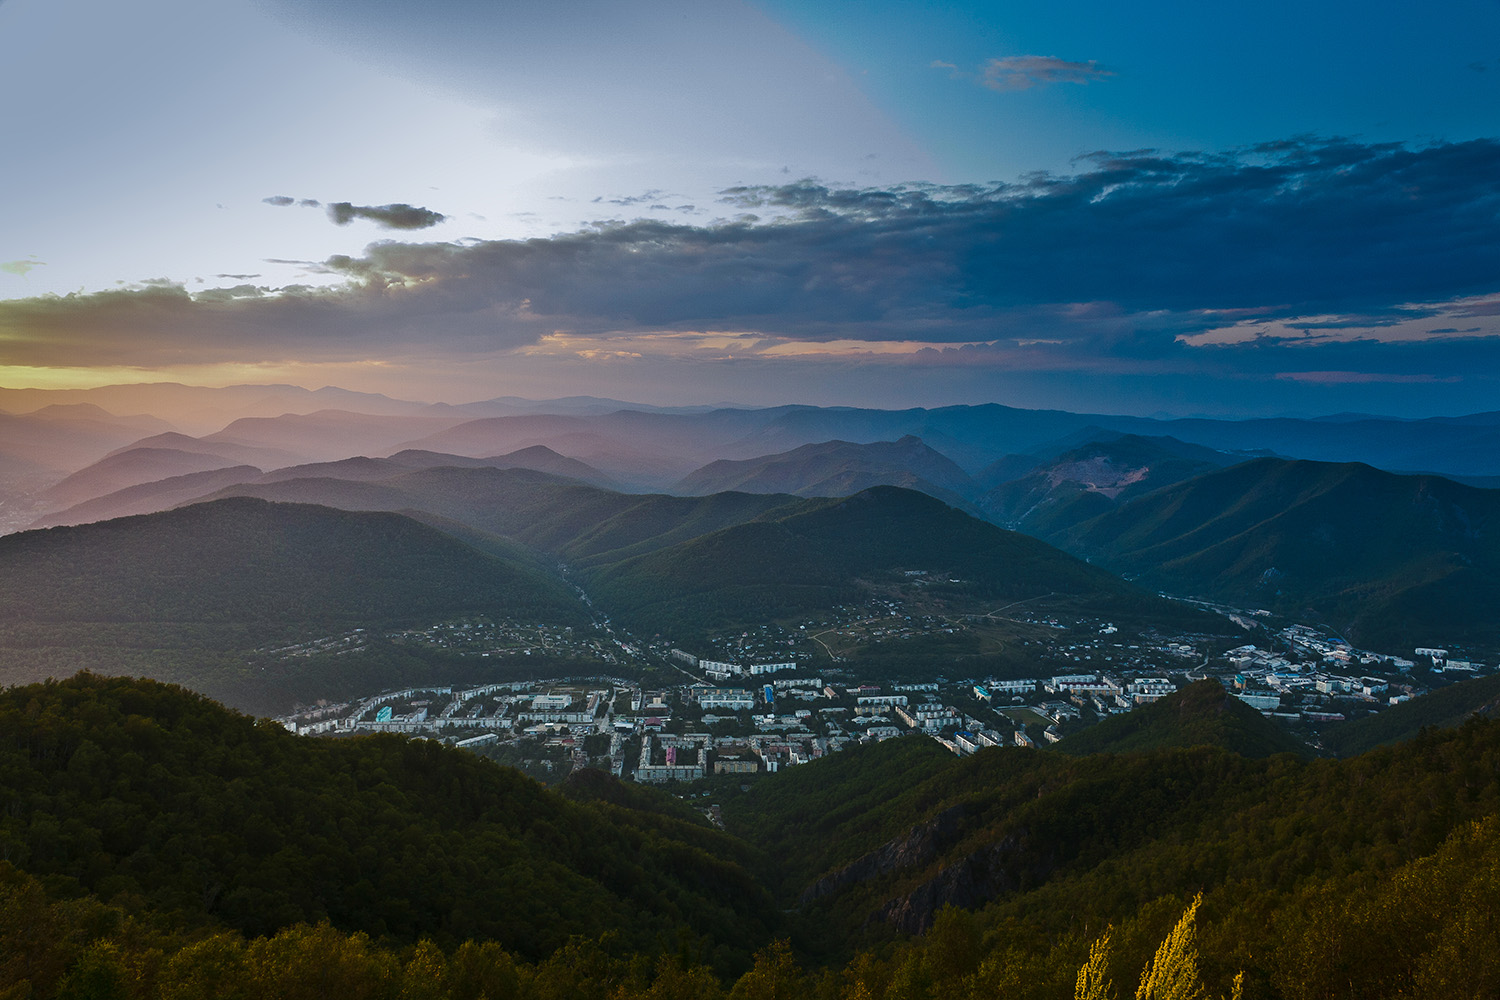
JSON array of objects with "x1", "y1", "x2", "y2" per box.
[{"x1": 1074, "y1": 897, "x2": 1242, "y2": 1000}]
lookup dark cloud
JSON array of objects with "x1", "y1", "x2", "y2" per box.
[
  {"x1": 980, "y1": 56, "x2": 1115, "y2": 91},
  {"x1": 267, "y1": 195, "x2": 444, "y2": 229},
  {"x1": 592, "y1": 190, "x2": 667, "y2": 207},
  {"x1": 933, "y1": 55, "x2": 1114, "y2": 92},
  {"x1": 327, "y1": 202, "x2": 447, "y2": 230},
  {"x1": 0, "y1": 138, "x2": 1497, "y2": 394}
]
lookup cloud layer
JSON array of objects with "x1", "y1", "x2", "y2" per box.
[
  {"x1": 2, "y1": 138, "x2": 1498, "y2": 409},
  {"x1": 980, "y1": 56, "x2": 1116, "y2": 91}
]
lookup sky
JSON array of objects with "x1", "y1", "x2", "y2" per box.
[{"x1": 1, "y1": 0, "x2": 1498, "y2": 417}]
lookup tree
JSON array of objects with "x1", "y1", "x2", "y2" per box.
[
  {"x1": 924, "y1": 905, "x2": 981, "y2": 984},
  {"x1": 1135, "y1": 897, "x2": 1240, "y2": 1000},
  {"x1": 1076, "y1": 927, "x2": 1115, "y2": 1000},
  {"x1": 157, "y1": 933, "x2": 250, "y2": 1000},
  {"x1": 1136, "y1": 897, "x2": 1202, "y2": 1000},
  {"x1": 447, "y1": 941, "x2": 520, "y2": 1000},
  {"x1": 400, "y1": 940, "x2": 448, "y2": 1000},
  {"x1": 730, "y1": 941, "x2": 803, "y2": 1000},
  {"x1": 54, "y1": 942, "x2": 131, "y2": 1000}
]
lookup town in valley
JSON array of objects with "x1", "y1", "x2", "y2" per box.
[{"x1": 273, "y1": 591, "x2": 1490, "y2": 787}]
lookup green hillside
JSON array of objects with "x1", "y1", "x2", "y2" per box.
[
  {"x1": 0, "y1": 498, "x2": 595, "y2": 712},
  {"x1": 0, "y1": 497, "x2": 584, "y2": 628},
  {"x1": 722, "y1": 691, "x2": 1500, "y2": 977},
  {"x1": 1055, "y1": 679, "x2": 1310, "y2": 758},
  {"x1": 725, "y1": 682, "x2": 1309, "y2": 925},
  {"x1": 200, "y1": 472, "x2": 1197, "y2": 639},
  {"x1": 6, "y1": 676, "x2": 1500, "y2": 998},
  {"x1": 0, "y1": 674, "x2": 779, "y2": 966},
  {"x1": 1053, "y1": 458, "x2": 1500, "y2": 650},
  {"x1": 585, "y1": 485, "x2": 1198, "y2": 636},
  {"x1": 1320, "y1": 670, "x2": 1500, "y2": 756}
]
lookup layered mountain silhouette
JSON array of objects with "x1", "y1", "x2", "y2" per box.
[
  {"x1": 0, "y1": 497, "x2": 585, "y2": 627},
  {"x1": 1, "y1": 468, "x2": 1197, "y2": 658},
  {"x1": 977, "y1": 433, "x2": 1231, "y2": 534},
  {"x1": 39, "y1": 446, "x2": 251, "y2": 510},
  {"x1": 1048, "y1": 457, "x2": 1500, "y2": 648},
  {"x1": 29, "y1": 446, "x2": 616, "y2": 529},
  {"x1": 674, "y1": 435, "x2": 978, "y2": 510},
  {"x1": 585, "y1": 485, "x2": 1181, "y2": 635},
  {"x1": 27, "y1": 465, "x2": 265, "y2": 529}
]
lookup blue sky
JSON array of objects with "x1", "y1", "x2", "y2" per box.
[{"x1": 0, "y1": 0, "x2": 1497, "y2": 417}]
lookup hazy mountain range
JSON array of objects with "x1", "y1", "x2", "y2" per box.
[{"x1": 2, "y1": 382, "x2": 1498, "y2": 656}]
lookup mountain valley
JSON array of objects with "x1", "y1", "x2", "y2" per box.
[{"x1": 1, "y1": 385, "x2": 1498, "y2": 999}]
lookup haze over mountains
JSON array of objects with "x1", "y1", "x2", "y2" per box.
[
  {"x1": 0, "y1": 470, "x2": 1210, "y2": 710},
  {"x1": 674, "y1": 435, "x2": 980, "y2": 514},
  {"x1": 7, "y1": 383, "x2": 1500, "y2": 502},
  {"x1": 3, "y1": 382, "x2": 1499, "y2": 659}
]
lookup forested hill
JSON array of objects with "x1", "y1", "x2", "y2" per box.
[
  {"x1": 1320, "y1": 669, "x2": 1500, "y2": 756},
  {"x1": 0, "y1": 496, "x2": 586, "y2": 627},
  {"x1": 6, "y1": 675, "x2": 1500, "y2": 998},
  {"x1": 719, "y1": 692, "x2": 1500, "y2": 994},
  {"x1": 0, "y1": 674, "x2": 779, "y2": 966},
  {"x1": 584, "y1": 485, "x2": 1206, "y2": 636},
  {"x1": 199, "y1": 464, "x2": 804, "y2": 566},
  {"x1": 1055, "y1": 679, "x2": 1310, "y2": 758},
  {"x1": 194, "y1": 470, "x2": 1209, "y2": 637},
  {"x1": 1050, "y1": 457, "x2": 1500, "y2": 649}
]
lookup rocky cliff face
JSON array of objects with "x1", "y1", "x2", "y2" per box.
[
  {"x1": 799, "y1": 802, "x2": 1054, "y2": 935},
  {"x1": 799, "y1": 803, "x2": 976, "y2": 906},
  {"x1": 873, "y1": 832, "x2": 1043, "y2": 935}
]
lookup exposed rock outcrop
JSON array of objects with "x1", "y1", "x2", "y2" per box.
[{"x1": 799, "y1": 803, "x2": 975, "y2": 905}]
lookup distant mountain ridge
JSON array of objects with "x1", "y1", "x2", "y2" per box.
[
  {"x1": 674, "y1": 435, "x2": 980, "y2": 512},
  {"x1": 3, "y1": 464, "x2": 1200, "y2": 651},
  {"x1": 0, "y1": 496, "x2": 585, "y2": 627},
  {"x1": 201, "y1": 409, "x2": 472, "y2": 464},
  {"x1": 1049, "y1": 457, "x2": 1500, "y2": 649},
  {"x1": 27, "y1": 465, "x2": 264, "y2": 529},
  {"x1": 29, "y1": 445, "x2": 617, "y2": 529},
  {"x1": 10, "y1": 383, "x2": 1500, "y2": 481},
  {"x1": 40, "y1": 446, "x2": 247, "y2": 509},
  {"x1": 977, "y1": 433, "x2": 1231, "y2": 534},
  {"x1": 585, "y1": 484, "x2": 1197, "y2": 637}
]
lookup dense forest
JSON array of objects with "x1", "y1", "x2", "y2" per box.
[
  {"x1": 0, "y1": 675, "x2": 778, "y2": 971},
  {"x1": 1, "y1": 674, "x2": 1499, "y2": 998},
  {"x1": 1047, "y1": 458, "x2": 1500, "y2": 651},
  {"x1": 584, "y1": 486, "x2": 1209, "y2": 638}
]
